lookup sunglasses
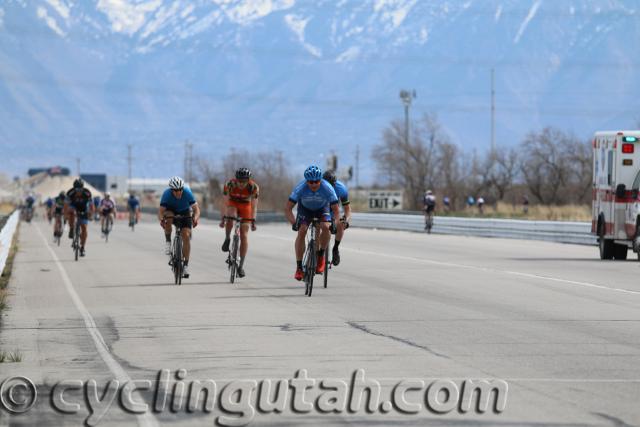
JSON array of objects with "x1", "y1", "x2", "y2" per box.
[{"x1": 307, "y1": 180, "x2": 321, "y2": 184}]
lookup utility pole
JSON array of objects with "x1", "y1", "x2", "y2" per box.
[
  {"x1": 183, "y1": 140, "x2": 194, "y2": 184},
  {"x1": 355, "y1": 145, "x2": 360, "y2": 189},
  {"x1": 491, "y1": 68, "x2": 496, "y2": 153},
  {"x1": 127, "y1": 144, "x2": 132, "y2": 192}
]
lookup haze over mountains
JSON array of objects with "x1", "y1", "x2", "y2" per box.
[{"x1": 1, "y1": 0, "x2": 639, "y2": 181}]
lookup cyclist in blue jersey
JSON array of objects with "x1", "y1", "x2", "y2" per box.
[
  {"x1": 285, "y1": 165, "x2": 340, "y2": 281},
  {"x1": 93, "y1": 195, "x2": 101, "y2": 221},
  {"x1": 158, "y1": 176, "x2": 200, "y2": 278},
  {"x1": 322, "y1": 170, "x2": 351, "y2": 266},
  {"x1": 127, "y1": 193, "x2": 141, "y2": 225}
]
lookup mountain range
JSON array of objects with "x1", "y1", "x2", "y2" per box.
[{"x1": 1, "y1": 0, "x2": 639, "y2": 183}]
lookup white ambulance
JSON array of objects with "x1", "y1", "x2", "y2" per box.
[{"x1": 592, "y1": 130, "x2": 640, "y2": 260}]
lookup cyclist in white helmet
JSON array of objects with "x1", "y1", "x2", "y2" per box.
[{"x1": 158, "y1": 176, "x2": 200, "y2": 278}]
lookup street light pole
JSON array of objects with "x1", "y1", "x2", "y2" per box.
[{"x1": 399, "y1": 89, "x2": 416, "y2": 145}]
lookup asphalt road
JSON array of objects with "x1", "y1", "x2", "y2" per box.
[{"x1": 1, "y1": 216, "x2": 639, "y2": 426}]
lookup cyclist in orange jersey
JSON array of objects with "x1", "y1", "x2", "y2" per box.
[{"x1": 219, "y1": 167, "x2": 259, "y2": 278}]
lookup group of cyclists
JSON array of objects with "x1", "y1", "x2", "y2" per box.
[
  {"x1": 41, "y1": 180, "x2": 141, "y2": 257},
  {"x1": 26, "y1": 164, "x2": 351, "y2": 283},
  {"x1": 157, "y1": 165, "x2": 351, "y2": 282}
]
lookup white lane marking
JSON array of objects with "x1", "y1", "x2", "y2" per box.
[
  {"x1": 35, "y1": 225, "x2": 159, "y2": 427},
  {"x1": 259, "y1": 232, "x2": 640, "y2": 296}
]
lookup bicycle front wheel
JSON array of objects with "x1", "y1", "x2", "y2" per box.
[
  {"x1": 305, "y1": 239, "x2": 316, "y2": 297},
  {"x1": 229, "y1": 234, "x2": 239, "y2": 284},
  {"x1": 173, "y1": 236, "x2": 183, "y2": 285}
]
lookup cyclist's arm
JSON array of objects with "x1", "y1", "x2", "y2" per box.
[
  {"x1": 251, "y1": 197, "x2": 258, "y2": 221},
  {"x1": 343, "y1": 203, "x2": 352, "y2": 222},
  {"x1": 158, "y1": 206, "x2": 167, "y2": 222},
  {"x1": 285, "y1": 200, "x2": 296, "y2": 225},
  {"x1": 330, "y1": 202, "x2": 340, "y2": 221},
  {"x1": 191, "y1": 203, "x2": 200, "y2": 223}
]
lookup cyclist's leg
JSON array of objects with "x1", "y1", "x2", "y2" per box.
[
  {"x1": 67, "y1": 209, "x2": 76, "y2": 237},
  {"x1": 224, "y1": 204, "x2": 237, "y2": 235},
  {"x1": 100, "y1": 211, "x2": 106, "y2": 231},
  {"x1": 239, "y1": 222, "x2": 250, "y2": 257},
  {"x1": 237, "y1": 203, "x2": 252, "y2": 257},
  {"x1": 179, "y1": 216, "x2": 193, "y2": 262},
  {"x1": 296, "y1": 223, "x2": 308, "y2": 261},
  {"x1": 79, "y1": 215, "x2": 89, "y2": 247},
  {"x1": 163, "y1": 211, "x2": 175, "y2": 243}
]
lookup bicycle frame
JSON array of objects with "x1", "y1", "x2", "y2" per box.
[
  {"x1": 301, "y1": 218, "x2": 321, "y2": 296},
  {"x1": 168, "y1": 213, "x2": 191, "y2": 285}
]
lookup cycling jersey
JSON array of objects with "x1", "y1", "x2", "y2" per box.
[
  {"x1": 45, "y1": 198, "x2": 54, "y2": 208},
  {"x1": 53, "y1": 195, "x2": 65, "y2": 214},
  {"x1": 289, "y1": 180, "x2": 338, "y2": 211},
  {"x1": 224, "y1": 179, "x2": 259, "y2": 203},
  {"x1": 160, "y1": 187, "x2": 196, "y2": 214},
  {"x1": 100, "y1": 199, "x2": 116, "y2": 212},
  {"x1": 25, "y1": 197, "x2": 35, "y2": 208},
  {"x1": 67, "y1": 188, "x2": 92, "y2": 212},
  {"x1": 333, "y1": 180, "x2": 350, "y2": 206},
  {"x1": 127, "y1": 197, "x2": 140, "y2": 210}
]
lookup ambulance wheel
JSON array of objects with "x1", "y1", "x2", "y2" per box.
[
  {"x1": 613, "y1": 244, "x2": 628, "y2": 260},
  {"x1": 598, "y1": 230, "x2": 614, "y2": 260}
]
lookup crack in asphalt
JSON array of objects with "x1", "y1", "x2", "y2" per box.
[{"x1": 346, "y1": 321, "x2": 450, "y2": 359}]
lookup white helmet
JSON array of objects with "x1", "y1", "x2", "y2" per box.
[
  {"x1": 426, "y1": 190, "x2": 433, "y2": 195},
  {"x1": 104, "y1": 192, "x2": 111, "y2": 198},
  {"x1": 168, "y1": 176, "x2": 185, "y2": 190}
]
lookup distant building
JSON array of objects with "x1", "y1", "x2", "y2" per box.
[
  {"x1": 107, "y1": 176, "x2": 205, "y2": 197},
  {"x1": 28, "y1": 166, "x2": 70, "y2": 176},
  {"x1": 81, "y1": 174, "x2": 107, "y2": 192}
]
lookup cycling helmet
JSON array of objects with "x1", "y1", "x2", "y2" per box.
[
  {"x1": 104, "y1": 192, "x2": 111, "y2": 198},
  {"x1": 426, "y1": 190, "x2": 433, "y2": 195},
  {"x1": 73, "y1": 178, "x2": 84, "y2": 188},
  {"x1": 235, "y1": 167, "x2": 252, "y2": 180},
  {"x1": 323, "y1": 170, "x2": 337, "y2": 185},
  {"x1": 59, "y1": 191, "x2": 66, "y2": 197},
  {"x1": 304, "y1": 165, "x2": 323, "y2": 181},
  {"x1": 168, "y1": 176, "x2": 185, "y2": 190}
]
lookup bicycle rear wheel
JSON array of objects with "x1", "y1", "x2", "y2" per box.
[{"x1": 229, "y1": 234, "x2": 239, "y2": 284}]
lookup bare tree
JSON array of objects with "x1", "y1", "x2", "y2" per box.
[
  {"x1": 199, "y1": 149, "x2": 295, "y2": 212},
  {"x1": 372, "y1": 113, "x2": 445, "y2": 209},
  {"x1": 520, "y1": 127, "x2": 587, "y2": 204}
]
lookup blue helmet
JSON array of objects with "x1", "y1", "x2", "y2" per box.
[{"x1": 304, "y1": 165, "x2": 323, "y2": 181}]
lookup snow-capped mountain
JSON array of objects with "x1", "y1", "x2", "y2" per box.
[{"x1": 1, "y1": 0, "x2": 638, "y2": 180}]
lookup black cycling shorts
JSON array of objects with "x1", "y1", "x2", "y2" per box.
[
  {"x1": 425, "y1": 205, "x2": 435, "y2": 213},
  {"x1": 166, "y1": 211, "x2": 192, "y2": 229}
]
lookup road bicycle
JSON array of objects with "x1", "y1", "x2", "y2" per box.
[
  {"x1": 425, "y1": 210, "x2": 434, "y2": 234},
  {"x1": 223, "y1": 216, "x2": 254, "y2": 284},
  {"x1": 101, "y1": 212, "x2": 113, "y2": 242},
  {"x1": 53, "y1": 214, "x2": 64, "y2": 246},
  {"x1": 128, "y1": 210, "x2": 137, "y2": 231},
  {"x1": 71, "y1": 217, "x2": 82, "y2": 261},
  {"x1": 301, "y1": 218, "x2": 323, "y2": 297},
  {"x1": 224, "y1": 216, "x2": 242, "y2": 284},
  {"x1": 168, "y1": 213, "x2": 191, "y2": 285}
]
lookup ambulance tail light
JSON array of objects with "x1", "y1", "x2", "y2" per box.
[{"x1": 622, "y1": 143, "x2": 634, "y2": 154}]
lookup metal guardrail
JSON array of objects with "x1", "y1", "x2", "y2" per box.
[
  {"x1": 141, "y1": 206, "x2": 596, "y2": 245},
  {"x1": 0, "y1": 210, "x2": 20, "y2": 273},
  {"x1": 350, "y1": 213, "x2": 597, "y2": 246}
]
